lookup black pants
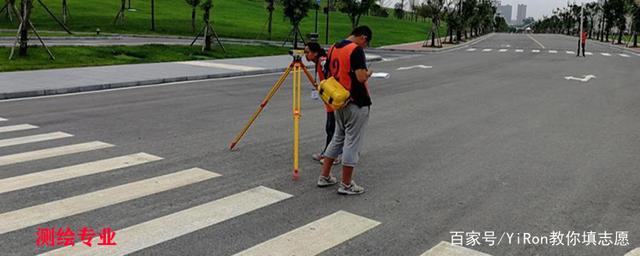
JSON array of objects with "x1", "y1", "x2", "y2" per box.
[
  {"x1": 578, "y1": 41, "x2": 586, "y2": 57},
  {"x1": 322, "y1": 112, "x2": 336, "y2": 154}
]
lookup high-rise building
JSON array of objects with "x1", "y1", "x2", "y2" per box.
[
  {"x1": 517, "y1": 4, "x2": 527, "y2": 25},
  {"x1": 497, "y1": 4, "x2": 513, "y2": 24}
]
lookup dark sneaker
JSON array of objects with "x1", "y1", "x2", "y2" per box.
[
  {"x1": 338, "y1": 181, "x2": 364, "y2": 195},
  {"x1": 317, "y1": 175, "x2": 338, "y2": 187}
]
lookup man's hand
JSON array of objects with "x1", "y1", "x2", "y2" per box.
[{"x1": 355, "y1": 68, "x2": 371, "y2": 83}]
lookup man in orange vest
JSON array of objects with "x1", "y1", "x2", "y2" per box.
[
  {"x1": 317, "y1": 26, "x2": 373, "y2": 195},
  {"x1": 578, "y1": 31, "x2": 587, "y2": 57}
]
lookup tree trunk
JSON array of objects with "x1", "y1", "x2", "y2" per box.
[
  {"x1": 204, "y1": 9, "x2": 211, "y2": 51},
  {"x1": 150, "y1": 0, "x2": 155, "y2": 31},
  {"x1": 268, "y1": 9, "x2": 273, "y2": 40},
  {"x1": 634, "y1": 33, "x2": 638, "y2": 47},
  {"x1": 617, "y1": 30, "x2": 622, "y2": 44},
  {"x1": 191, "y1": 7, "x2": 196, "y2": 33},
  {"x1": 18, "y1": 0, "x2": 32, "y2": 56}
]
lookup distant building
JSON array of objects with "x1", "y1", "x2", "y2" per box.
[
  {"x1": 497, "y1": 4, "x2": 513, "y2": 24},
  {"x1": 517, "y1": 4, "x2": 527, "y2": 25}
]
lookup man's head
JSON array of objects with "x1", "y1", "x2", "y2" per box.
[{"x1": 349, "y1": 26, "x2": 372, "y2": 48}]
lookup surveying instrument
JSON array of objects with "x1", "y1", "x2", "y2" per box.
[{"x1": 229, "y1": 31, "x2": 318, "y2": 181}]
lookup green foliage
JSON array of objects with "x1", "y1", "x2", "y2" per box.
[{"x1": 280, "y1": 0, "x2": 313, "y2": 26}]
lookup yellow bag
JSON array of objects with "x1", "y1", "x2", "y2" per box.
[{"x1": 318, "y1": 77, "x2": 350, "y2": 110}]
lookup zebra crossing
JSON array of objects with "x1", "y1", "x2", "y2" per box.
[
  {"x1": 0, "y1": 116, "x2": 381, "y2": 255},
  {"x1": 466, "y1": 48, "x2": 638, "y2": 59}
]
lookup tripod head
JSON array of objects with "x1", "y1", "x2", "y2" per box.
[{"x1": 288, "y1": 49, "x2": 304, "y2": 61}]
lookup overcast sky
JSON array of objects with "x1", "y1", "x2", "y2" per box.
[{"x1": 383, "y1": 0, "x2": 596, "y2": 19}]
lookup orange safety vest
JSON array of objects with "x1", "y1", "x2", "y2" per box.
[{"x1": 327, "y1": 42, "x2": 369, "y2": 101}]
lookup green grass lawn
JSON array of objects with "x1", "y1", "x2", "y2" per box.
[
  {"x1": 0, "y1": 0, "x2": 444, "y2": 46},
  {"x1": 0, "y1": 44, "x2": 287, "y2": 72}
]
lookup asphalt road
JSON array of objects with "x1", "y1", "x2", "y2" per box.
[{"x1": 0, "y1": 33, "x2": 639, "y2": 256}]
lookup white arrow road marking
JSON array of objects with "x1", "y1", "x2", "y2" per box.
[
  {"x1": 565, "y1": 75, "x2": 596, "y2": 82},
  {"x1": 601, "y1": 53, "x2": 612, "y2": 56},
  {"x1": 397, "y1": 65, "x2": 433, "y2": 71},
  {"x1": 619, "y1": 54, "x2": 630, "y2": 58}
]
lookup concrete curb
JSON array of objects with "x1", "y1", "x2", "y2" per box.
[
  {"x1": 0, "y1": 55, "x2": 383, "y2": 100},
  {"x1": 377, "y1": 33, "x2": 496, "y2": 53}
]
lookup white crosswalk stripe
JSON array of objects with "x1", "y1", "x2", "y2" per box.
[
  {"x1": 467, "y1": 48, "x2": 477, "y2": 52},
  {"x1": 0, "y1": 117, "x2": 7, "y2": 121},
  {"x1": 586, "y1": 52, "x2": 593, "y2": 56},
  {"x1": 420, "y1": 241, "x2": 492, "y2": 256},
  {"x1": 532, "y1": 50, "x2": 540, "y2": 53},
  {"x1": 234, "y1": 210, "x2": 380, "y2": 256},
  {"x1": 626, "y1": 247, "x2": 640, "y2": 256},
  {"x1": 620, "y1": 54, "x2": 630, "y2": 58},
  {"x1": 549, "y1": 50, "x2": 558, "y2": 53},
  {"x1": 0, "y1": 124, "x2": 38, "y2": 133},
  {"x1": 566, "y1": 51, "x2": 576, "y2": 54},
  {"x1": 0, "y1": 132, "x2": 73, "y2": 149},
  {"x1": 0, "y1": 153, "x2": 162, "y2": 194},
  {"x1": 515, "y1": 49, "x2": 524, "y2": 53},
  {"x1": 482, "y1": 49, "x2": 492, "y2": 52},
  {"x1": 499, "y1": 49, "x2": 508, "y2": 52},
  {"x1": 40, "y1": 186, "x2": 292, "y2": 256},
  {"x1": 0, "y1": 168, "x2": 219, "y2": 235},
  {"x1": 601, "y1": 53, "x2": 612, "y2": 56},
  {"x1": 0, "y1": 141, "x2": 113, "y2": 167}
]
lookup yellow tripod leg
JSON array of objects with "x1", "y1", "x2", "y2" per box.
[
  {"x1": 229, "y1": 65, "x2": 293, "y2": 150},
  {"x1": 293, "y1": 63, "x2": 301, "y2": 180}
]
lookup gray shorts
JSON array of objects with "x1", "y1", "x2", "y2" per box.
[{"x1": 323, "y1": 103, "x2": 370, "y2": 167}]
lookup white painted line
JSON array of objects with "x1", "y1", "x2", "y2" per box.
[
  {"x1": 0, "y1": 124, "x2": 38, "y2": 134},
  {"x1": 0, "y1": 168, "x2": 219, "y2": 235},
  {"x1": 0, "y1": 117, "x2": 7, "y2": 121},
  {"x1": 0, "y1": 141, "x2": 113, "y2": 167},
  {"x1": 620, "y1": 54, "x2": 630, "y2": 58},
  {"x1": 177, "y1": 61, "x2": 264, "y2": 72},
  {"x1": 585, "y1": 52, "x2": 593, "y2": 56},
  {"x1": 601, "y1": 53, "x2": 612, "y2": 56},
  {"x1": 0, "y1": 132, "x2": 73, "y2": 149},
  {"x1": 234, "y1": 210, "x2": 380, "y2": 256},
  {"x1": 566, "y1": 51, "x2": 576, "y2": 54},
  {"x1": 625, "y1": 247, "x2": 640, "y2": 256},
  {"x1": 482, "y1": 49, "x2": 492, "y2": 52},
  {"x1": 466, "y1": 48, "x2": 477, "y2": 52},
  {"x1": 515, "y1": 49, "x2": 524, "y2": 53},
  {"x1": 527, "y1": 34, "x2": 546, "y2": 49},
  {"x1": 41, "y1": 186, "x2": 291, "y2": 256},
  {"x1": 565, "y1": 75, "x2": 596, "y2": 82},
  {"x1": 397, "y1": 65, "x2": 432, "y2": 70},
  {"x1": 532, "y1": 49, "x2": 541, "y2": 53},
  {"x1": 420, "y1": 241, "x2": 492, "y2": 256},
  {"x1": 0, "y1": 153, "x2": 163, "y2": 194},
  {"x1": 498, "y1": 49, "x2": 508, "y2": 52},
  {"x1": 549, "y1": 50, "x2": 558, "y2": 54}
]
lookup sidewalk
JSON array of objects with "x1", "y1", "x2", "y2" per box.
[{"x1": 0, "y1": 54, "x2": 382, "y2": 100}]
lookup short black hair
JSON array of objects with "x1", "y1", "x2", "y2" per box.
[
  {"x1": 305, "y1": 42, "x2": 327, "y2": 57},
  {"x1": 350, "y1": 25, "x2": 372, "y2": 43}
]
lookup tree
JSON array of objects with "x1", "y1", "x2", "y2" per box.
[
  {"x1": 0, "y1": 0, "x2": 21, "y2": 23},
  {"x1": 114, "y1": 0, "x2": 126, "y2": 25},
  {"x1": 494, "y1": 15, "x2": 509, "y2": 32},
  {"x1": 337, "y1": 0, "x2": 375, "y2": 29},
  {"x1": 201, "y1": 0, "x2": 213, "y2": 51},
  {"x1": 370, "y1": 3, "x2": 388, "y2": 17},
  {"x1": 632, "y1": 0, "x2": 640, "y2": 47},
  {"x1": 394, "y1": 1, "x2": 404, "y2": 19},
  {"x1": 265, "y1": 0, "x2": 275, "y2": 39},
  {"x1": 151, "y1": 0, "x2": 155, "y2": 31},
  {"x1": 18, "y1": 0, "x2": 33, "y2": 56},
  {"x1": 281, "y1": 0, "x2": 313, "y2": 48},
  {"x1": 185, "y1": 0, "x2": 201, "y2": 33}
]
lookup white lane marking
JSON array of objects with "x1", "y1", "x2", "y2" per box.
[
  {"x1": 482, "y1": 49, "x2": 492, "y2": 52},
  {"x1": 0, "y1": 153, "x2": 163, "y2": 194},
  {"x1": 466, "y1": 48, "x2": 477, "y2": 52},
  {"x1": 566, "y1": 51, "x2": 576, "y2": 54},
  {"x1": 234, "y1": 210, "x2": 380, "y2": 256},
  {"x1": 498, "y1": 49, "x2": 508, "y2": 52},
  {"x1": 176, "y1": 61, "x2": 264, "y2": 71},
  {"x1": 397, "y1": 65, "x2": 432, "y2": 71},
  {"x1": 40, "y1": 186, "x2": 292, "y2": 256},
  {"x1": 532, "y1": 49, "x2": 541, "y2": 53},
  {"x1": 565, "y1": 75, "x2": 596, "y2": 82},
  {"x1": 601, "y1": 53, "x2": 612, "y2": 56},
  {"x1": 420, "y1": 241, "x2": 492, "y2": 256},
  {"x1": 526, "y1": 34, "x2": 546, "y2": 49},
  {"x1": 625, "y1": 247, "x2": 640, "y2": 256},
  {"x1": 515, "y1": 49, "x2": 524, "y2": 53},
  {"x1": 0, "y1": 168, "x2": 219, "y2": 235},
  {"x1": 0, "y1": 124, "x2": 38, "y2": 133},
  {"x1": 585, "y1": 52, "x2": 593, "y2": 56},
  {"x1": 0, "y1": 141, "x2": 113, "y2": 167},
  {"x1": 0, "y1": 117, "x2": 7, "y2": 121},
  {"x1": 619, "y1": 54, "x2": 630, "y2": 58},
  {"x1": 0, "y1": 132, "x2": 73, "y2": 149},
  {"x1": 549, "y1": 50, "x2": 558, "y2": 54}
]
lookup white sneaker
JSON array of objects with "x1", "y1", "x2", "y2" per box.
[
  {"x1": 317, "y1": 175, "x2": 338, "y2": 187},
  {"x1": 338, "y1": 181, "x2": 365, "y2": 195}
]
